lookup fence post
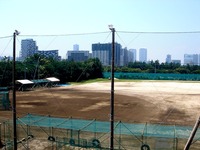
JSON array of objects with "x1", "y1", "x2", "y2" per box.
[{"x1": 184, "y1": 116, "x2": 200, "y2": 150}]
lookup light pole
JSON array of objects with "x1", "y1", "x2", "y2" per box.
[
  {"x1": 109, "y1": 25, "x2": 115, "y2": 150},
  {"x1": 13, "y1": 30, "x2": 19, "y2": 150}
]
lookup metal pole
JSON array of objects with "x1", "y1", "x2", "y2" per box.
[
  {"x1": 0, "y1": 123, "x2": 2, "y2": 148},
  {"x1": 184, "y1": 116, "x2": 200, "y2": 150},
  {"x1": 110, "y1": 26, "x2": 115, "y2": 150},
  {"x1": 0, "y1": 123, "x2": 1, "y2": 141},
  {"x1": 13, "y1": 30, "x2": 19, "y2": 150}
]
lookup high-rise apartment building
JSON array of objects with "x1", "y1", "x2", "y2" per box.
[
  {"x1": 199, "y1": 54, "x2": 200, "y2": 65},
  {"x1": 21, "y1": 39, "x2": 61, "y2": 60},
  {"x1": 139, "y1": 48, "x2": 147, "y2": 62},
  {"x1": 92, "y1": 43, "x2": 122, "y2": 66},
  {"x1": 120, "y1": 47, "x2": 128, "y2": 66},
  {"x1": 21, "y1": 39, "x2": 38, "y2": 60},
  {"x1": 172, "y1": 60, "x2": 181, "y2": 64},
  {"x1": 166, "y1": 54, "x2": 172, "y2": 63},
  {"x1": 73, "y1": 44, "x2": 79, "y2": 51},
  {"x1": 193, "y1": 54, "x2": 199, "y2": 65},
  {"x1": 67, "y1": 50, "x2": 89, "y2": 62},
  {"x1": 184, "y1": 54, "x2": 199, "y2": 65},
  {"x1": 128, "y1": 49, "x2": 137, "y2": 62},
  {"x1": 37, "y1": 50, "x2": 60, "y2": 60}
]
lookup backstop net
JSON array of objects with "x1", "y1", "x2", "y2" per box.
[{"x1": 1, "y1": 114, "x2": 200, "y2": 150}]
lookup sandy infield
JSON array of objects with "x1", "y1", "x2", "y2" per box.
[{"x1": 1, "y1": 80, "x2": 200, "y2": 126}]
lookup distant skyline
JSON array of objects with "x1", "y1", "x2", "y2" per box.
[{"x1": 1, "y1": 0, "x2": 200, "y2": 63}]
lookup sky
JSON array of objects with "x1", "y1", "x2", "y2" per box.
[{"x1": 1, "y1": 0, "x2": 200, "y2": 63}]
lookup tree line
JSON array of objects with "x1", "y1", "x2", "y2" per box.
[
  {"x1": 0, "y1": 54, "x2": 103, "y2": 87},
  {"x1": 1, "y1": 56, "x2": 200, "y2": 87},
  {"x1": 104, "y1": 60, "x2": 200, "y2": 74}
]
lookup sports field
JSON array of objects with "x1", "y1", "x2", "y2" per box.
[
  {"x1": 1, "y1": 80, "x2": 200, "y2": 149},
  {"x1": 1, "y1": 80, "x2": 200, "y2": 126}
]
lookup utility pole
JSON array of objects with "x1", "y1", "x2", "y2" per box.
[
  {"x1": 184, "y1": 116, "x2": 200, "y2": 150},
  {"x1": 109, "y1": 25, "x2": 115, "y2": 150},
  {"x1": 13, "y1": 30, "x2": 19, "y2": 150}
]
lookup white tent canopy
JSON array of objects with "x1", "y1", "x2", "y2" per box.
[
  {"x1": 46, "y1": 77, "x2": 60, "y2": 82},
  {"x1": 16, "y1": 79, "x2": 34, "y2": 91},
  {"x1": 16, "y1": 79, "x2": 34, "y2": 84},
  {"x1": 16, "y1": 77, "x2": 60, "y2": 90}
]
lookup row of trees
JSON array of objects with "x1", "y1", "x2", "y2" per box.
[
  {"x1": 0, "y1": 54, "x2": 103, "y2": 87},
  {"x1": 1, "y1": 56, "x2": 200, "y2": 87},
  {"x1": 104, "y1": 60, "x2": 200, "y2": 74}
]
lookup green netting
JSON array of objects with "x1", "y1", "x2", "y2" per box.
[
  {"x1": 0, "y1": 87, "x2": 8, "y2": 91},
  {"x1": 31, "y1": 79, "x2": 49, "y2": 84},
  {"x1": 31, "y1": 79, "x2": 49, "y2": 88},
  {"x1": 103, "y1": 72, "x2": 200, "y2": 81},
  {"x1": 2, "y1": 114, "x2": 200, "y2": 149},
  {"x1": 17, "y1": 114, "x2": 196, "y2": 139},
  {"x1": 0, "y1": 91, "x2": 10, "y2": 110},
  {"x1": 31, "y1": 79, "x2": 59, "y2": 88}
]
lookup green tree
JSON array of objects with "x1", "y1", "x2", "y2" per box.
[
  {"x1": 175, "y1": 67, "x2": 190, "y2": 74},
  {"x1": 84, "y1": 58, "x2": 103, "y2": 79},
  {"x1": 0, "y1": 59, "x2": 12, "y2": 87}
]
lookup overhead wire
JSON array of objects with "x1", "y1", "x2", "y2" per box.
[
  {"x1": 126, "y1": 33, "x2": 141, "y2": 47},
  {"x1": 0, "y1": 35, "x2": 12, "y2": 39},
  {"x1": 118, "y1": 30, "x2": 200, "y2": 34},
  {"x1": 0, "y1": 37, "x2": 12, "y2": 86},
  {"x1": 0, "y1": 37, "x2": 12, "y2": 57},
  {"x1": 103, "y1": 31, "x2": 112, "y2": 42},
  {"x1": 115, "y1": 31, "x2": 127, "y2": 47},
  {"x1": 19, "y1": 31, "x2": 110, "y2": 37},
  {"x1": 16, "y1": 37, "x2": 22, "y2": 58},
  {"x1": 3, "y1": 30, "x2": 200, "y2": 38},
  {"x1": 44, "y1": 36, "x2": 58, "y2": 50}
]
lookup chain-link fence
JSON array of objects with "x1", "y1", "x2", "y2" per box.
[{"x1": 1, "y1": 114, "x2": 200, "y2": 150}]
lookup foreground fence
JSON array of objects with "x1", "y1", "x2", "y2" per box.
[{"x1": 1, "y1": 114, "x2": 200, "y2": 150}]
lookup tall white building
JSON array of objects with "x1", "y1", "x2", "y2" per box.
[
  {"x1": 21, "y1": 39, "x2": 38, "y2": 60},
  {"x1": 139, "y1": 48, "x2": 147, "y2": 62},
  {"x1": 184, "y1": 54, "x2": 199, "y2": 65},
  {"x1": 199, "y1": 54, "x2": 200, "y2": 65},
  {"x1": 92, "y1": 43, "x2": 122, "y2": 66},
  {"x1": 193, "y1": 54, "x2": 199, "y2": 65},
  {"x1": 73, "y1": 44, "x2": 79, "y2": 51},
  {"x1": 166, "y1": 54, "x2": 172, "y2": 63},
  {"x1": 129, "y1": 49, "x2": 137, "y2": 62},
  {"x1": 92, "y1": 49, "x2": 110, "y2": 66},
  {"x1": 120, "y1": 47, "x2": 128, "y2": 66}
]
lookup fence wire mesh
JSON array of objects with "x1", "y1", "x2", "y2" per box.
[{"x1": 1, "y1": 114, "x2": 200, "y2": 149}]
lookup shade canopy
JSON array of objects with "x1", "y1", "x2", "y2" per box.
[
  {"x1": 46, "y1": 77, "x2": 60, "y2": 82},
  {"x1": 16, "y1": 79, "x2": 34, "y2": 85}
]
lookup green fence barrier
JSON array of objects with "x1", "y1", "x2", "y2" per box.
[
  {"x1": 0, "y1": 88, "x2": 10, "y2": 110},
  {"x1": 103, "y1": 72, "x2": 200, "y2": 81},
  {"x1": 0, "y1": 114, "x2": 197, "y2": 149}
]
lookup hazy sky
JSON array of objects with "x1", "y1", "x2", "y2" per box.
[{"x1": 1, "y1": 0, "x2": 200, "y2": 62}]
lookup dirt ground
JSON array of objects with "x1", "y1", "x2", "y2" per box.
[{"x1": 1, "y1": 80, "x2": 200, "y2": 126}]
